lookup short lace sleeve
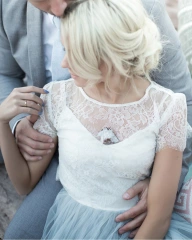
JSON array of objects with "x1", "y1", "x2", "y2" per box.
[
  {"x1": 156, "y1": 93, "x2": 187, "y2": 152},
  {"x1": 33, "y1": 82, "x2": 57, "y2": 138}
]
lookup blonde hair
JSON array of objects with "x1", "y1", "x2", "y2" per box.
[{"x1": 61, "y1": 0, "x2": 162, "y2": 89}]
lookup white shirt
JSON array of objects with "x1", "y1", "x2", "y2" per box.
[
  {"x1": 43, "y1": 13, "x2": 70, "y2": 82},
  {"x1": 42, "y1": 13, "x2": 61, "y2": 83}
]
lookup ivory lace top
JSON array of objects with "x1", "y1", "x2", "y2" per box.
[{"x1": 34, "y1": 79, "x2": 188, "y2": 211}]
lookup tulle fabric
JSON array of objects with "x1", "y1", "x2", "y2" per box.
[
  {"x1": 42, "y1": 188, "x2": 192, "y2": 239},
  {"x1": 42, "y1": 189, "x2": 129, "y2": 239},
  {"x1": 166, "y1": 213, "x2": 192, "y2": 239}
]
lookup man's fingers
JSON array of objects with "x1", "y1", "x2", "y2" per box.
[
  {"x1": 118, "y1": 212, "x2": 147, "y2": 235},
  {"x1": 17, "y1": 136, "x2": 54, "y2": 151},
  {"x1": 18, "y1": 142, "x2": 52, "y2": 157},
  {"x1": 116, "y1": 199, "x2": 147, "y2": 222},
  {"x1": 30, "y1": 130, "x2": 53, "y2": 143},
  {"x1": 18, "y1": 86, "x2": 49, "y2": 95},
  {"x1": 24, "y1": 93, "x2": 44, "y2": 105},
  {"x1": 128, "y1": 228, "x2": 139, "y2": 239},
  {"x1": 20, "y1": 150, "x2": 43, "y2": 161},
  {"x1": 17, "y1": 107, "x2": 39, "y2": 116},
  {"x1": 116, "y1": 179, "x2": 150, "y2": 235},
  {"x1": 15, "y1": 117, "x2": 54, "y2": 161},
  {"x1": 27, "y1": 114, "x2": 39, "y2": 124},
  {"x1": 17, "y1": 127, "x2": 53, "y2": 143},
  {"x1": 123, "y1": 178, "x2": 150, "y2": 199},
  {"x1": 18, "y1": 93, "x2": 44, "y2": 106},
  {"x1": 18, "y1": 100, "x2": 42, "y2": 111}
]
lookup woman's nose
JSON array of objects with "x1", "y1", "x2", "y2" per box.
[{"x1": 61, "y1": 55, "x2": 69, "y2": 68}]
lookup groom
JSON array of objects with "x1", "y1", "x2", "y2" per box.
[{"x1": 1, "y1": 0, "x2": 192, "y2": 238}]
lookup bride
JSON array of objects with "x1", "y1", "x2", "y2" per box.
[{"x1": 0, "y1": 0, "x2": 192, "y2": 239}]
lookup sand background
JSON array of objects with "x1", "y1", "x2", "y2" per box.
[{"x1": 0, "y1": 165, "x2": 24, "y2": 239}]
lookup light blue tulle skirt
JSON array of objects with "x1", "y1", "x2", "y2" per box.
[{"x1": 42, "y1": 188, "x2": 192, "y2": 239}]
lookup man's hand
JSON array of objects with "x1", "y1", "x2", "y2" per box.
[
  {"x1": 15, "y1": 115, "x2": 55, "y2": 161},
  {"x1": 116, "y1": 178, "x2": 150, "y2": 238}
]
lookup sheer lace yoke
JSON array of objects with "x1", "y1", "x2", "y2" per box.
[
  {"x1": 62, "y1": 106, "x2": 159, "y2": 147},
  {"x1": 64, "y1": 80, "x2": 187, "y2": 150},
  {"x1": 34, "y1": 79, "x2": 188, "y2": 152}
]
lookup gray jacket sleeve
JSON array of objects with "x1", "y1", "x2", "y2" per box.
[
  {"x1": 0, "y1": 0, "x2": 27, "y2": 130},
  {"x1": 146, "y1": 0, "x2": 192, "y2": 190}
]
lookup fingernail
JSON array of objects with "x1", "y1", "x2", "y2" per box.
[
  {"x1": 48, "y1": 139, "x2": 53, "y2": 143},
  {"x1": 47, "y1": 150, "x2": 52, "y2": 154},
  {"x1": 44, "y1": 90, "x2": 49, "y2": 94},
  {"x1": 123, "y1": 193, "x2": 130, "y2": 199},
  {"x1": 115, "y1": 216, "x2": 121, "y2": 222},
  {"x1": 50, "y1": 144, "x2": 55, "y2": 148},
  {"x1": 129, "y1": 234, "x2": 134, "y2": 239},
  {"x1": 38, "y1": 157, "x2": 42, "y2": 160},
  {"x1": 119, "y1": 229, "x2": 124, "y2": 235}
]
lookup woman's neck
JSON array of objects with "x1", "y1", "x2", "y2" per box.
[{"x1": 83, "y1": 76, "x2": 151, "y2": 104}]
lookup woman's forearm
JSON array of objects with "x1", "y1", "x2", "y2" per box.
[
  {"x1": 0, "y1": 123, "x2": 32, "y2": 195},
  {"x1": 134, "y1": 214, "x2": 170, "y2": 239},
  {"x1": 134, "y1": 149, "x2": 182, "y2": 239},
  {"x1": 0, "y1": 86, "x2": 55, "y2": 195}
]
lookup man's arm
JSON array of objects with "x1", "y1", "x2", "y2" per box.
[
  {"x1": 145, "y1": 0, "x2": 192, "y2": 104},
  {"x1": 0, "y1": 0, "x2": 26, "y2": 128},
  {"x1": 0, "y1": 0, "x2": 54, "y2": 161}
]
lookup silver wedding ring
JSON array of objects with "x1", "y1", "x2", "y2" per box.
[{"x1": 24, "y1": 100, "x2": 27, "y2": 107}]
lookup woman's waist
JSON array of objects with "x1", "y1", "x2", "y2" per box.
[
  {"x1": 70, "y1": 192, "x2": 139, "y2": 211},
  {"x1": 58, "y1": 172, "x2": 139, "y2": 211}
]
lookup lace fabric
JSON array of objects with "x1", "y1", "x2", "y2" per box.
[
  {"x1": 33, "y1": 79, "x2": 189, "y2": 210},
  {"x1": 34, "y1": 79, "x2": 188, "y2": 152},
  {"x1": 34, "y1": 82, "x2": 66, "y2": 138}
]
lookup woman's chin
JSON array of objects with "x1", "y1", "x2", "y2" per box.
[{"x1": 72, "y1": 76, "x2": 87, "y2": 87}]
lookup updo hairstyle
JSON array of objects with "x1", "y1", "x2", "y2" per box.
[{"x1": 61, "y1": 0, "x2": 162, "y2": 88}]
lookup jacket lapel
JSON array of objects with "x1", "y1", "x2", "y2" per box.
[{"x1": 27, "y1": 2, "x2": 46, "y2": 88}]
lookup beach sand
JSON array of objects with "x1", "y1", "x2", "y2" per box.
[{"x1": 0, "y1": 165, "x2": 24, "y2": 238}]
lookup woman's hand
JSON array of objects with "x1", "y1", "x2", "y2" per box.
[{"x1": 0, "y1": 86, "x2": 48, "y2": 124}]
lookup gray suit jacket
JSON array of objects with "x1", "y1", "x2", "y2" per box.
[
  {"x1": 0, "y1": 0, "x2": 46, "y2": 128},
  {"x1": 0, "y1": 0, "x2": 192, "y2": 189}
]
